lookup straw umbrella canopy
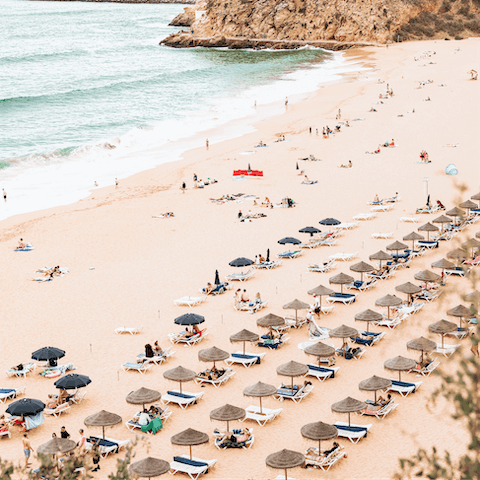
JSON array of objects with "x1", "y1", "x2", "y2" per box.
[
  {"x1": 257, "y1": 313, "x2": 285, "y2": 335},
  {"x1": 329, "y1": 272, "x2": 354, "y2": 294},
  {"x1": 266, "y1": 449, "x2": 305, "y2": 480},
  {"x1": 414, "y1": 270, "x2": 440, "y2": 284},
  {"x1": 447, "y1": 248, "x2": 468, "y2": 265},
  {"x1": 429, "y1": 319, "x2": 457, "y2": 348},
  {"x1": 276, "y1": 361, "x2": 308, "y2": 389},
  {"x1": 230, "y1": 329, "x2": 259, "y2": 354},
  {"x1": 395, "y1": 282, "x2": 422, "y2": 304},
  {"x1": 462, "y1": 238, "x2": 480, "y2": 258},
  {"x1": 471, "y1": 192, "x2": 480, "y2": 207},
  {"x1": 126, "y1": 388, "x2": 161, "y2": 410},
  {"x1": 403, "y1": 231, "x2": 424, "y2": 250},
  {"x1": 418, "y1": 222, "x2": 439, "y2": 241},
  {"x1": 163, "y1": 366, "x2": 196, "y2": 393},
  {"x1": 432, "y1": 215, "x2": 452, "y2": 232},
  {"x1": 369, "y1": 250, "x2": 393, "y2": 268},
  {"x1": 198, "y1": 346, "x2": 229, "y2": 367},
  {"x1": 358, "y1": 375, "x2": 392, "y2": 404},
  {"x1": 384, "y1": 356, "x2": 416, "y2": 381},
  {"x1": 477, "y1": 231, "x2": 480, "y2": 240},
  {"x1": 459, "y1": 199, "x2": 477, "y2": 214},
  {"x1": 329, "y1": 324, "x2": 358, "y2": 354},
  {"x1": 84, "y1": 410, "x2": 122, "y2": 440},
  {"x1": 431, "y1": 258, "x2": 455, "y2": 280},
  {"x1": 37, "y1": 437, "x2": 76, "y2": 457},
  {"x1": 465, "y1": 290, "x2": 480, "y2": 305},
  {"x1": 283, "y1": 299, "x2": 310, "y2": 322},
  {"x1": 307, "y1": 285, "x2": 334, "y2": 312},
  {"x1": 301, "y1": 422, "x2": 338, "y2": 453},
  {"x1": 447, "y1": 304, "x2": 471, "y2": 327},
  {"x1": 350, "y1": 261, "x2": 374, "y2": 282},
  {"x1": 375, "y1": 294, "x2": 402, "y2": 320},
  {"x1": 243, "y1": 381, "x2": 277, "y2": 414},
  {"x1": 171, "y1": 429, "x2": 209, "y2": 460},
  {"x1": 354, "y1": 309, "x2": 383, "y2": 333},
  {"x1": 386, "y1": 240, "x2": 409, "y2": 262},
  {"x1": 331, "y1": 397, "x2": 367, "y2": 426},
  {"x1": 129, "y1": 457, "x2": 170, "y2": 479},
  {"x1": 407, "y1": 337, "x2": 436, "y2": 363},
  {"x1": 304, "y1": 342, "x2": 336, "y2": 365},
  {"x1": 446, "y1": 206, "x2": 464, "y2": 223},
  {"x1": 210, "y1": 404, "x2": 245, "y2": 431}
]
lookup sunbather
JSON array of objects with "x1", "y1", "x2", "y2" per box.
[
  {"x1": 46, "y1": 394, "x2": 58, "y2": 409},
  {"x1": 153, "y1": 341, "x2": 163, "y2": 356},
  {"x1": 339, "y1": 160, "x2": 353, "y2": 168},
  {"x1": 133, "y1": 409, "x2": 151, "y2": 426},
  {"x1": 0, "y1": 415, "x2": 9, "y2": 434},
  {"x1": 241, "y1": 290, "x2": 249, "y2": 303},
  {"x1": 254, "y1": 292, "x2": 262, "y2": 304},
  {"x1": 258, "y1": 254, "x2": 266, "y2": 263},
  {"x1": 138, "y1": 344, "x2": 154, "y2": 363},
  {"x1": 204, "y1": 283, "x2": 214, "y2": 295},
  {"x1": 414, "y1": 353, "x2": 432, "y2": 370},
  {"x1": 305, "y1": 441, "x2": 341, "y2": 462},
  {"x1": 375, "y1": 394, "x2": 392, "y2": 406}
]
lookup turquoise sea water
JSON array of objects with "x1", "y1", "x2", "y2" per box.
[{"x1": 1, "y1": 0, "x2": 362, "y2": 219}]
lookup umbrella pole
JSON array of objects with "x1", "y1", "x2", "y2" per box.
[
  {"x1": 348, "y1": 412, "x2": 351, "y2": 426},
  {"x1": 102, "y1": 426, "x2": 105, "y2": 441},
  {"x1": 399, "y1": 371, "x2": 401, "y2": 382},
  {"x1": 295, "y1": 310, "x2": 298, "y2": 322},
  {"x1": 259, "y1": 397, "x2": 263, "y2": 414},
  {"x1": 226, "y1": 421, "x2": 229, "y2": 432},
  {"x1": 179, "y1": 381, "x2": 183, "y2": 394},
  {"x1": 340, "y1": 284, "x2": 343, "y2": 294},
  {"x1": 243, "y1": 341, "x2": 246, "y2": 355},
  {"x1": 284, "y1": 468, "x2": 288, "y2": 480},
  {"x1": 366, "y1": 321, "x2": 370, "y2": 334},
  {"x1": 374, "y1": 390, "x2": 377, "y2": 404},
  {"x1": 319, "y1": 439, "x2": 321, "y2": 454},
  {"x1": 442, "y1": 334, "x2": 445, "y2": 348},
  {"x1": 189, "y1": 445, "x2": 192, "y2": 460},
  {"x1": 387, "y1": 306, "x2": 390, "y2": 320}
]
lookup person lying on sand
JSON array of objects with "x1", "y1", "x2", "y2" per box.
[
  {"x1": 339, "y1": 160, "x2": 353, "y2": 168},
  {"x1": 383, "y1": 139, "x2": 395, "y2": 147}
]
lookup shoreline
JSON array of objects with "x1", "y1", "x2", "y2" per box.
[
  {"x1": 0, "y1": 38, "x2": 479, "y2": 479},
  {"x1": 29, "y1": 0, "x2": 196, "y2": 4}
]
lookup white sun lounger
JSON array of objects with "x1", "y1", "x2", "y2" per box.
[
  {"x1": 44, "y1": 402, "x2": 70, "y2": 417},
  {"x1": 168, "y1": 330, "x2": 208, "y2": 346},
  {"x1": 126, "y1": 408, "x2": 172, "y2": 432},
  {"x1": 304, "y1": 445, "x2": 346, "y2": 471},
  {"x1": 337, "y1": 222, "x2": 358, "y2": 230},
  {"x1": 6, "y1": 363, "x2": 36, "y2": 378},
  {"x1": 307, "y1": 260, "x2": 337, "y2": 273},
  {"x1": 174, "y1": 296, "x2": 207, "y2": 307},
  {"x1": 445, "y1": 267, "x2": 469, "y2": 277},
  {"x1": 0, "y1": 386, "x2": 26, "y2": 403},
  {"x1": 284, "y1": 316, "x2": 307, "y2": 329},
  {"x1": 395, "y1": 303, "x2": 425, "y2": 315},
  {"x1": 121, "y1": 362, "x2": 153, "y2": 374},
  {"x1": 353, "y1": 213, "x2": 377, "y2": 221},
  {"x1": 274, "y1": 384, "x2": 313, "y2": 403},
  {"x1": 170, "y1": 455, "x2": 217, "y2": 480},
  {"x1": 385, "y1": 380, "x2": 422, "y2": 397},
  {"x1": 194, "y1": 368, "x2": 236, "y2": 388},
  {"x1": 371, "y1": 205, "x2": 393, "y2": 212},
  {"x1": 316, "y1": 239, "x2": 338, "y2": 247},
  {"x1": 115, "y1": 325, "x2": 143, "y2": 335},
  {"x1": 434, "y1": 342, "x2": 460, "y2": 357},
  {"x1": 359, "y1": 400, "x2": 398, "y2": 419},
  {"x1": 334, "y1": 422, "x2": 372, "y2": 443},
  {"x1": 225, "y1": 269, "x2": 255, "y2": 282},
  {"x1": 240, "y1": 406, "x2": 283, "y2": 426},
  {"x1": 136, "y1": 347, "x2": 175, "y2": 366},
  {"x1": 162, "y1": 391, "x2": 204, "y2": 409},
  {"x1": 85, "y1": 436, "x2": 130, "y2": 457},
  {"x1": 371, "y1": 232, "x2": 394, "y2": 239},
  {"x1": 70, "y1": 389, "x2": 87, "y2": 404},
  {"x1": 225, "y1": 352, "x2": 265, "y2": 368},
  {"x1": 345, "y1": 279, "x2": 377, "y2": 292},
  {"x1": 214, "y1": 430, "x2": 254, "y2": 450},
  {"x1": 234, "y1": 300, "x2": 268, "y2": 314},
  {"x1": 326, "y1": 293, "x2": 357, "y2": 305},
  {"x1": 372, "y1": 315, "x2": 405, "y2": 329},
  {"x1": 252, "y1": 260, "x2": 282, "y2": 269},
  {"x1": 277, "y1": 250, "x2": 303, "y2": 258},
  {"x1": 400, "y1": 216, "x2": 420, "y2": 223},
  {"x1": 329, "y1": 252, "x2": 358, "y2": 262},
  {"x1": 0, "y1": 429, "x2": 11, "y2": 439},
  {"x1": 408, "y1": 359, "x2": 440, "y2": 377},
  {"x1": 305, "y1": 365, "x2": 339, "y2": 382},
  {"x1": 446, "y1": 326, "x2": 474, "y2": 339}
]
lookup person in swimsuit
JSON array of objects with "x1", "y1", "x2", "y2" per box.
[{"x1": 22, "y1": 433, "x2": 34, "y2": 467}]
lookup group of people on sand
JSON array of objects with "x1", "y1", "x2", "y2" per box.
[
  {"x1": 234, "y1": 289, "x2": 262, "y2": 306},
  {"x1": 197, "y1": 365, "x2": 226, "y2": 381},
  {"x1": 132, "y1": 405, "x2": 164, "y2": 426},
  {"x1": 137, "y1": 341, "x2": 164, "y2": 363},
  {"x1": 366, "y1": 145, "x2": 382, "y2": 154},
  {"x1": 419, "y1": 150, "x2": 431, "y2": 163},
  {"x1": 177, "y1": 325, "x2": 201, "y2": 342},
  {"x1": 254, "y1": 254, "x2": 267, "y2": 264},
  {"x1": 274, "y1": 135, "x2": 286, "y2": 142},
  {"x1": 305, "y1": 441, "x2": 343, "y2": 465}
]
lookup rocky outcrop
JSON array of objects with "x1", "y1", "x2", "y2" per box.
[
  {"x1": 163, "y1": 0, "x2": 479, "y2": 44},
  {"x1": 34, "y1": 0, "x2": 195, "y2": 4},
  {"x1": 169, "y1": 7, "x2": 196, "y2": 26}
]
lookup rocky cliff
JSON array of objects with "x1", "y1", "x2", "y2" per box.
[
  {"x1": 162, "y1": 0, "x2": 480, "y2": 47},
  {"x1": 169, "y1": 7, "x2": 196, "y2": 26}
]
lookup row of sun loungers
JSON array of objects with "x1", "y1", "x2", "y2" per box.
[
  {"x1": 273, "y1": 384, "x2": 314, "y2": 403},
  {"x1": 0, "y1": 386, "x2": 26, "y2": 403}
]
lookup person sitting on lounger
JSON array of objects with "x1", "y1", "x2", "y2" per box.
[
  {"x1": 192, "y1": 325, "x2": 200, "y2": 335},
  {"x1": 305, "y1": 441, "x2": 341, "y2": 462},
  {"x1": 138, "y1": 344, "x2": 154, "y2": 363},
  {"x1": 46, "y1": 394, "x2": 58, "y2": 409},
  {"x1": 262, "y1": 197, "x2": 271, "y2": 207},
  {"x1": 204, "y1": 282, "x2": 214, "y2": 295},
  {"x1": 133, "y1": 409, "x2": 151, "y2": 426},
  {"x1": 18, "y1": 238, "x2": 27, "y2": 249},
  {"x1": 374, "y1": 194, "x2": 380, "y2": 203},
  {"x1": 415, "y1": 353, "x2": 432, "y2": 370},
  {"x1": 259, "y1": 254, "x2": 266, "y2": 263},
  {"x1": 153, "y1": 341, "x2": 163, "y2": 356},
  {"x1": 376, "y1": 394, "x2": 392, "y2": 406},
  {"x1": 0, "y1": 415, "x2": 9, "y2": 434},
  {"x1": 58, "y1": 388, "x2": 69, "y2": 405},
  {"x1": 254, "y1": 292, "x2": 262, "y2": 304},
  {"x1": 241, "y1": 290, "x2": 249, "y2": 303}
]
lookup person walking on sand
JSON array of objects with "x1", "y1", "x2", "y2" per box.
[
  {"x1": 115, "y1": 178, "x2": 118, "y2": 188},
  {"x1": 206, "y1": 139, "x2": 209, "y2": 149},
  {"x1": 77, "y1": 429, "x2": 86, "y2": 455},
  {"x1": 285, "y1": 97, "x2": 288, "y2": 106},
  {"x1": 3, "y1": 189, "x2": 6, "y2": 202},
  {"x1": 22, "y1": 433, "x2": 34, "y2": 467}
]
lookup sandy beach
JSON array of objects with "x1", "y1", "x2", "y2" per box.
[{"x1": 1, "y1": 37, "x2": 479, "y2": 479}]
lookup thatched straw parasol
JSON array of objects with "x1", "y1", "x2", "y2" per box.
[
  {"x1": 369, "y1": 250, "x2": 393, "y2": 268},
  {"x1": 304, "y1": 342, "x2": 336, "y2": 364},
  {"x1": 329, "y1": 272, "x2": 355, "y2": 294},
  {"x1": 375, "y1": 294, "x2": 402, "y2": 319},
  {"x1": 465, "y1": 290, "x2": 480, "y2": 304},
  {"x1": 354, "y1": 309, "x2": 383, "y2": 333},
  {"x1": 462, "y1": 238, "x2": 480, "y2": 258},
  {"x1": 471, "y1": 192, "x2": 480, "y2": 207},
  {"x1": 37, "y1": 438, "x2": 77, "y2": 456},
  {"x1": 384, "y1": 356, "x2": 416, "y2": 381},
  {"x1": 331, "y1": 397, "x2": 367, "y2": 425},
  {"x1": 256, "y1": 313, "x2": 285, "y2": 329},
  {"x1": 243, "y1": 381, "x2": 277, "y2": 414},
  {"x1": 447, "y1": 248, "x2": 468, "y2": 265},
  {"x1": 283, "y1": 299, "x2": 310, "y2": 322},
  {"x1": 230, "y1": 329, "x2": 259, "y2": 354},
  {"x1": 301, "y1": 422, "x2": 338, "y2": 452},
  {"x1": 459, "y1": 199, "x2": 477, "y2": 213},
  {"x1": 350, "y1": 261, "x2": 374, "y2": 282},
  {"x1": 414, "y1": 270, "x2": 440, "y2": 283},
  {"x1": 432, "y1": 215, "x2": 452, "y2": 233},
  {"x1": 407, "y1": 336, "x2": 436, "y2": 363},
  {"x1": 395, "y1": 282, "x2": 422, "y2": 304},
  {"x1": 386, "y1": 240, "x2": 409, "y2": 262},
  {"x1": 447, "y1": 304, "x2": 472, "y2": 327},
  {"x1": 84, "y1": 410, "x2": 122, "y2": 440},
  {"x1": 171, "y1": 428, "x2": 209, "y2": 460},
  {"x1": 307, "y1": 285, "x2": 334, "y2": 312},
  {"x1": 163, "y1": 366, "x2": 196, "y2": 393},
  {"x1": 431, "y1": 258, "x2": 455, "y2": 280},
  {"x1": 446, "y1": 206, "x2": 464, "y2": 223},
  {"x1": 129, "y1": 457, "x2": 170, "y2": 479},
  {"x1": 418, "y1": 222, "x2": 439, "y2": 241},
  {"x1": 403, "y1": 231, "x2": 425, "y2": 250},
  {"x1": 358, "y1": 375, "x2": 392, "y2": 403},
  {"x1": 198, "y1": 346, "x2": 229, "y2": 367},
  {"x1": 266, "y1": 449, "x2": 305, "y2": 480},
  {"x1": 276, "y1": 361, "x2": 308, "y2": 389},
  {"x1": 429, "y1": 319, "x2": 457, "y2": 347},
  {"x1": 210, "y1": 404, "x2": 245, "y2": 431},
  {"x1": 126, "y1": 388, "x2": 162, "y2": 409},
  {"x1": 329, "y1": 325, "x2": 358, "y2": 354}
]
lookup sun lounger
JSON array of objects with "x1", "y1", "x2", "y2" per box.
[
  {"x1": 162, "y1": 391, "x2": 204, "y2": 409},
  {"x1": 351, "y1": 331, "x2": 385, "y2": 346},
  {"x1": 446, "y1": 326, "x2": 474, "y2": 339},
  {"x1": 274, "y1": 384, "x2": 313, "y2": 403},
  {"x1": 240, "y1": 406, "x2": 283, "y2": 426},
  {"x1": 371, "y1": 232, "x2": 394, "y2": 239},
  {"x1": 327, "y1": 292, "x2": 357, "y2": 305},
  {"x1": 174, "y1": 296, "x2": 207, "y2": 307},
  {"x1": 400, "y1": 216, "x2": 420, "y2": 223},
  {"x1": 305, "y1": 364, "x2": 339, "y2": 381},
  {"x1": 329, "y1": 252, "x2": 358, "y2": 262},
  {"x1": 345, "y1": 279, "x2": 377, "y2": 292},
  {"x1": 336, "y1": 346, "x2": 366, "y2": 360},
  {"x1": 6, "y1": 363, "x2": 36, "y2": 378},
  {"x1": 416, "y1": 205, "x2": 441, "y2": 214},
  {"x1": 463, "y1": 256, "x2": 480, "y2": 266},
  {"x1": 416, "y1": 240, "x2": 439, "y2": 249},
  {"x1": 304, "y1": 445, "x2": 346, "y2": 471},
  {"x1": 121, "y1": 362, "x2": 153, "y2": 374},
  {"x1": 0, "y1": 386, "x2": 26, "y2": 403},
  {"x1": 170, "y1": 455, "x2": 217, "y2": 480},
  {"x1": 366, "y1": 270, "x2": 395, "y2": 281},
  {"x1": 372, "y1": 314, "x2": 405, "y2": 329},
  {"x1": 234, "y1": 300, "x2": 268, "y2": 314},
  {"x1": 214, "y1": 429, "x2": 254, "y2": 450},
  {"x1": 44, "y1": 402, "x2": 70, "y2": 417},
  {"x1": 408, "y1": 359, "x2": 440, "y2": 377},
  {"x1": 385, "y1": 194, "x2": 401, "y2": 203},
  {"x1": 252, "y1": 260, "x2": 282, "y2": 269},
  {"x1": 168, "y1": 329, "x2": 208, "y2": 347},
  {"x1": 137, "y1": 347, "x2": 175, "y2": 366},
  {"x1": 256, "y1": 336, "x2": 290, "y2": 349},
  {"x1": 115, "y1": 325, "x2": 143, "y2": 335},
  {"x1": 434, "y1": 342, "x2": 460, "y2": 357},
  {"x1": 360, "y1": 400, "x2": 398, "y2": 419},
  {"x1": 445, "y1": 266, "x2": 470, "y2": 277},
  {"x1": 334, "y1": 422, "x2": 372, "y2": 443},
  {"x1": 414, "y1": 290, "x2": 442, "y2": 303},
  {"x1": 307, "y1": 260, "x2": 336, "y2": 273},
  {"x1": 284, "y1": 316, "x2": 307, "y2": 329},
  {"x1": 0, "y1": 428, "x2": 11, "y2": 439},
  {"x1": 70, "y1": 389, "x2": 87, "y2": 405},
  {"x1": 385, "y1": 380, "x2": 422, "y2": 397},
  {"x1": 195, "y1": 368, "x2": 236, "y2": 388},
  {"x1": 395, "y1": 302, "x2": 425, "y2": 315},
  {"x1": 277, "y1": 250, "x2": 302, "y2": 259},
  {"x1": 316, "y1": 239, "x2": 338, "y2": 247},
  {"x1": 225, "y1": 269, "x2": 254, "y2": 282},
  {"x1": 225, "y1": 352, "x2": 265, "y2": 368},
  {"x1": 86, "y1": 436, "x2": 130, "y2": 457},
  {"x1": 353, "y1": 213, "x2": 377, "y2": 221},
  {"x1": 126, "y1": 408, "x2": 172, "y2": 432},
  {"x1": 308, "y1": 323, "x2": 330, "y2": 341},
  {"x1": 200, "y1": 283, "x2": 230, "y2": 295},
  {"x1": 371, "y1": 205, "x2": 393, "y2": 212}
]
